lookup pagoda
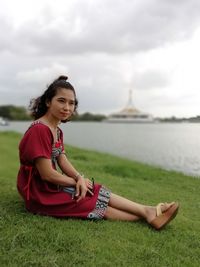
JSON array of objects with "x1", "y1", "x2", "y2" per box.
[{"x1": 106, "y1": 90, "x2": 154, "y2": 123}]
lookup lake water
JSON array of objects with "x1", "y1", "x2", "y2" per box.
[{"x1": 1, "y1": 121, "x2": 200, "y2": 177}]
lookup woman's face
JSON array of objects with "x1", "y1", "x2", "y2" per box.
[{"x1": 46, "y1": 88, "x2": 76, "y2": 121}]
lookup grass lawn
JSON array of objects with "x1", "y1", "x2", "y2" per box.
[{"x1": 0, "y1": 131, "x2": 200, "y2": 267}]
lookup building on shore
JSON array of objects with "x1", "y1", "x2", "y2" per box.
[
  {"x1": 105, "y1": 90, "x2": 154, "y2": 123},
  {"x1": 0, "y1": 117, "x2": 9, "y2": 126}
]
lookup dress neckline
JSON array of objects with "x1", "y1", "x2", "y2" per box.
[{"x1": 31, "y1": 120, "x2": 61, "y2": 144}]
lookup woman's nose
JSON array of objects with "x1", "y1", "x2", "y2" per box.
[{"x1": 64, "y1": 102, "x2": 70, "y2": 110}]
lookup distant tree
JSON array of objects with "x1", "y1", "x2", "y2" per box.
[
  {"x1": 188, "y1": 115, "x2": 200, "y2": 122},
  {"x1": 72, "y1": 112, "x2": 106, "y2": 121},
  {"x1": 0, "y1": 105, "x2": 107, "y2": 122},
  {"x1": 0, "y1": 105, "x2": 31, "y2": 121}
]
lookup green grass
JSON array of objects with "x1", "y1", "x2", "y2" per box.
[{"x1": 0, "y1": 131, "x2": 200, "y2": 267}]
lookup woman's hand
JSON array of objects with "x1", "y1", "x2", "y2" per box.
[
  {"x1": 75, "y1": 176, "x2": 94, "y2": 202},
  {"x1": 84, "y1": 178, "x2": 94, "y2": 192}
]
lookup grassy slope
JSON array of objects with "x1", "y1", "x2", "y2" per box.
[{"x1": 0, "y1": 131, "x2": 200, "y2": 267}]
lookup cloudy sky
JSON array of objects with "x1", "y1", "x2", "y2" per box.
[{"x1": 0, "y1": 0, "x2": 200, "y2": 118}]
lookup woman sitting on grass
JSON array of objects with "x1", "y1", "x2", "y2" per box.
[{"x1": 17, "y1": 75, "x2": 179, "y2": 230}]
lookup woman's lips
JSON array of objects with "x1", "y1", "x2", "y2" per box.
[{"x1": 60, "y1": 112, "x2": 70, "y2": 116}]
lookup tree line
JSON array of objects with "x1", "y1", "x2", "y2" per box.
[
  {"x1": 0, "y1": 105, "x2": 106, "y2": 121},
  {"x1": 1, "y1": 104, "x2": 199, "y2": 122},
  {"x1": 0, "y1": 105, "x2": 31, "y2": 121}
]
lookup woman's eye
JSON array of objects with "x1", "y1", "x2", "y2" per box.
[{"x1": 58, "y1": 99, "x2": 65, "y2": 103}]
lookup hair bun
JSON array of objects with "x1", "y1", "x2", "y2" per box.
[{"x1": 57, "y1": 75, "x2": 68, "y2": 81}]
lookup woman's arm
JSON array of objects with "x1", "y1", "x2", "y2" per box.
[
  {"x1": 57, "y1": 153, "x2": 82, "y2": 180},
  {"x1": 57, "y1": 154, "x2": 94, "y2": 201},
  {"x1": 35, "y1": 157, "x2": 76, "y2": 187},
  {"x1": 35, "y1": 156, "x2": 93, "y2": 201}
]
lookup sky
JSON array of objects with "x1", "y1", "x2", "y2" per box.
[{"x1": 0, "y1": 0, "x2": 200, "y2": 118}]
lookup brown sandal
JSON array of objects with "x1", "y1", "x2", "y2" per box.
[{"x1": 150, "y1": 202, "x2": 179, "y2": 230}]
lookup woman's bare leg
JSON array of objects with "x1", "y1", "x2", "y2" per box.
[
  {"x1": 104, "y1": 206, "x2": 141, "y2": 221},
  {"x1": 107, "y1": 193, "x2": 174, "y2": 223}
]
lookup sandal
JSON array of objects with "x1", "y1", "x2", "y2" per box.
[{"x1": 150, "y1": 202, "x2": 179, "y2": 230}]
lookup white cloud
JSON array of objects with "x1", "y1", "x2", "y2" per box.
[
  {"x1": 16, "y1": 64, "x2": 69, "y2": 85},
  {"x1": 0, "y1": 0, "x2": 200, "y2": 117}
]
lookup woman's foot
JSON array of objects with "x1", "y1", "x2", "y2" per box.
[{"x1": 145, "y1": 202, "x2": 179, "y2": 230}]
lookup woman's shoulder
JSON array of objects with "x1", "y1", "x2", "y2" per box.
[
  {"x1": 20, "y1": 121, "x2": 53, "y2": 147},
  {"x1": 28, "y1": 120, "x2": 51, "y2": 131},
  {"x1": 25, "y1": 120, "x2": 52, "y2": 137},
  {"x1": 30, "y1": 120, "x2": 49, "y2": 128}
]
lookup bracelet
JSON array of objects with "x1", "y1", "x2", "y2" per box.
[{"x1": 74, "y1": 172, "x2": 84, "y2": 181}]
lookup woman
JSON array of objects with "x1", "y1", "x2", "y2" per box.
[{"x1": 17, "y1": 75, "x2": 179, "y2": 230}]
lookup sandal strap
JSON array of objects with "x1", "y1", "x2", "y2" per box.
[{"x1": 156, "y1": 203, "x2": 165, "y2": 216}]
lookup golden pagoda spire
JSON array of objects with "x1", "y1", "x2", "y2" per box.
[{"x1": 127, "y1": 89, "x2": 134, "y2": 108}]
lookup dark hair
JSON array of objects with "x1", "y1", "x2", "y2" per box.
[{"x1": 29, "y1": 75, "x2": 78, "y2": 123}]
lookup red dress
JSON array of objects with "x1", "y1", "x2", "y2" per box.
[{"x1": 17, "y1": 121, "x2": 110, "y2": 219}]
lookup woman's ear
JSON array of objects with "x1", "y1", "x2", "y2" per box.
[{"x1": 46, "y1": 101, "x2": 50, "y2": 107}]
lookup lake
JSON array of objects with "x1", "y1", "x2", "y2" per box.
[{"x1": 1, "y1": 121, "x2": 200, "y2": 177}]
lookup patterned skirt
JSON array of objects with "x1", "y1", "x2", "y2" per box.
[
  {"x1": 63, "y1": 185, "x2": 111, "y2": 219},
  {"x1": 87, "y1": 186, "x2": 111, "y2": 219}
]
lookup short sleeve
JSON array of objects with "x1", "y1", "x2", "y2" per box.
[{"x1": 19, "y1": 123, "x2": 53, "y2": 164}]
